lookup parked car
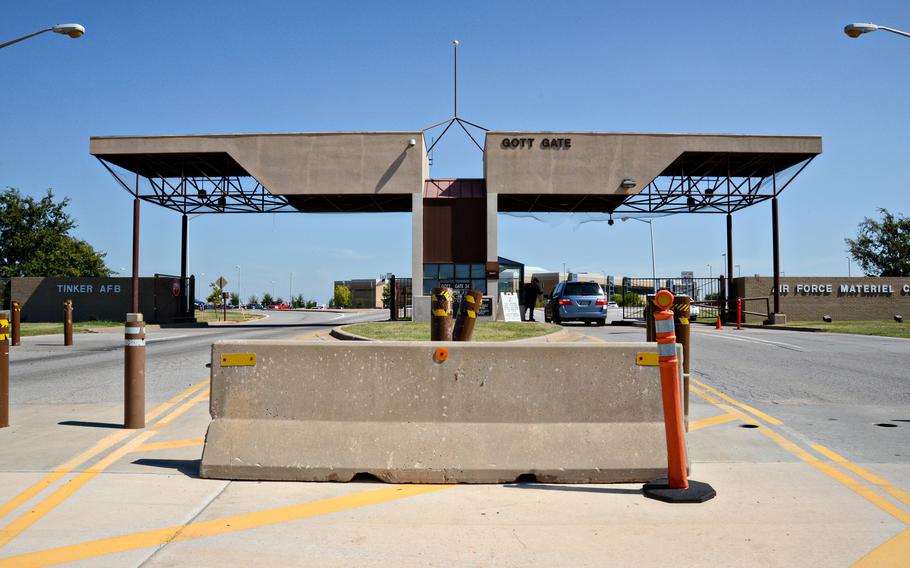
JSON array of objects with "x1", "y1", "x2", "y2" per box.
[{"x1": 544, "y1": 281, "x2": 610, "y2": 326}]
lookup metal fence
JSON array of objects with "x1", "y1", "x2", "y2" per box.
[
  {"x1": 388, "y1": 276, "x2": 413, "y2": 320},
  {"x1": 621, "y1": 277, "x2": 721, "y2": 321}
]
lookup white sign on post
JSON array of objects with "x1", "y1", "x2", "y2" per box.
[{"x1": 498, "y1": 292, "x2": 521, "y2": 322}]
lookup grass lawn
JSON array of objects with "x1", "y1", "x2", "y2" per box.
[
  {"x1": 340, "y1": 321, "x2": 560, "y2": 341},
  {"x1": 20, "y1": 321, "x2": 123, "y2": 337},
  {"x1": 195, "y1": 310, "x2": 264, "y2": 323},
  {"x1": 785, "y1": 320, "x2": 910, "y2": 339}
]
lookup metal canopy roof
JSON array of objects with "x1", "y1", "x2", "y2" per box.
[{"x1": 94, "y1": 136, "x2": 817, "y2": 216}]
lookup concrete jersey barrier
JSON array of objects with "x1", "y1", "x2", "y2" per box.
[{"x1": 200, "y1": 341, "x2": 685, "y2": 483}]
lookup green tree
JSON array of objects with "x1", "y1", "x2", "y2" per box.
[
  {"x1": 306, "y1": 300, "x2": 318, "y2": 308},
  {"x1": 291, "y1": 294, "x2": 305, "y2": 308},
  {"x1": 0, "y1": 188, "x2": 111, "y2": 277},
  {"x1": 230, "y1": 292, "x2": 240, "y2": 307},
  {"x1": 275, "y1": 297, "x2": 285, "y2": 305},
  {"x1": 846, "y1": 209, "x2": 910, "y2": 277},
  {"x1": 262, "y1": 292, "x2": 274, "y2": 306},
  {"x1": 333, "y1": 284, "x2": 352, "y2": 308},
  {"x1": 612, "y1": 292, "x2": 643, "y2": 307},
  {"x1": 382, "y1": 283, "x2": 392, "y2": 308},
  {"x1": 248, "y1": 295, "x2": 259, "y2": 305},
  {"x1": 206, "y1": 282, "x2": 224, "y2": 305}
]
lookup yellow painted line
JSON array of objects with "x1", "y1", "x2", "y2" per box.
[
  {"x1": 0, "y1": 389, "x2": 209, "y2": 548},
  {"x1": 134, "y1": 438, "x2": 205, "y2": 453},
  {"x1": 690, "y1": 384, "x2": 910, "y2": 526},
  {"x1": 0, "y1": 379, "x2": 208, "y2": 523},
  {"x1": 691, "y1": 378, "x2": 782, "y2": 425},
  {"x1": 853, "y1": 526, "x2": 910, "y2": 567},
  {"x1": 0, "y1": 484, "x2": 451, "y2": 568},
  {"x1": 688, "y1": 412, "x2": 738, "y2": 431},
  {"x1": 812, "y1": 444, "x2": 910, "y2": 510}
]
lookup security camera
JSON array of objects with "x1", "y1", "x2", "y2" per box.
[
  {"x1": 608, "y1": 218, "x2": 614, "y2": 226},
  {"x1": 408, "y1": 138, "x2": 417, "y2": 147}
]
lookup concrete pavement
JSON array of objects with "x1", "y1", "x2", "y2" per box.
[{"x1": 0, "y1": 312, "x2": 908, "y2": 566}]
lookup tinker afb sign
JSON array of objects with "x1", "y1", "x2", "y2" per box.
[{"x1": 56, "y1": 283, "x2": 124, "y2": 294}]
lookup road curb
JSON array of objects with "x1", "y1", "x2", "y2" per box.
[{"x1": 330, "y1": 324, "x2": 569, "y2": 342}]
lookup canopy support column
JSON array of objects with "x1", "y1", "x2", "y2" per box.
[
  {"x1": 131, "y1": 193, "x2": 140, "y2": 314},
  {"x1": 726, "y1": 213, "x2": 734, "y2": 320},
  {"x1": 772, "y1": 196, "x2": 782, "y2": 318},
  {"x1": 180, "y1": 213, "x2": 188, "y2": 316}
]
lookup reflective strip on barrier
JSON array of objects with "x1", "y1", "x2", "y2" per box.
[
  {"x1": 658, "y1": 342, "x2": 676, "y2": 358},
  {"x1": 655, "y1": 318, "x2": 674, "y2": 334},
  {"x1": 432, "y1": 309, "x2": 448, "y2": 317},
  {"x1": 636, "y1": 352, "x2": 659, "y2": 366},
  {"x1": 125, "y1": 326, "x2": 143, "y2": 334},
  {"x1": 125, "y1": 339, "x2": 146, "y2": 347}
]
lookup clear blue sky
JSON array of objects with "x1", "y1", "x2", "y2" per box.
[{"x1": 2, "y1": 1, "x2": 907, "y2": 302}]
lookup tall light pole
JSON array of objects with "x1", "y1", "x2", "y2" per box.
[
  {"x1": 0, "y1": 23, "x2": 85, "y2": 50},
  {"x1": 735, "y1": 264, "x2": 741, "y2": 278},
  {"x1": 721, "y1": 253, "x2": 727, "y2": 279},
  {"x1": 707, "y1": 264, "x2": 712, "y2": 278},
  {"x1": 844, "y1": 22, "x2": 910, "y2": 40},
  {"x1": 847, "y1": 257, "x2": 852, "y2": 277},
  {"x1": 235, "y1": 265, "x2": 242, "y2": 306},
  {"x1": 621, "y1": 217, "x2": 657, "y2": 291}
]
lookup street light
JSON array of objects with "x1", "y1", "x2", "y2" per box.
[
  {"x1": 721, "y1": 253, "x2": 727, "y2": 280},
  {"x1": 735, "y1": 264, "x2": 741, "y2": 277},
  {"x1": 707, "y1": 264, "x2": 712, "y2": 278},
  {"x1": 844, "y1": 22, "x2": 910, "y2": 40},
  {"x1": 0, "y1": 23, "x2": 85, "y2": 50},
  {"x1": 621, "y1": 217, "x2": 657, "y2": 286}
]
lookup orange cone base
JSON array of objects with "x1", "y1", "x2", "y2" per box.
[{"x1": 642, "y1": 479, "x2": 716, "y2": 503}]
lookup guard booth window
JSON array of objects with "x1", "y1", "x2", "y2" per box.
[{"x1": 424, "y1": 263, "x2": 486, "y2": 295}]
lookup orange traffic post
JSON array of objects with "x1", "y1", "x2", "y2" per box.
[
  {"x1": 0, "y1": 311, "x2": 8, "y2": 428},
  {"x1": 642, "y1": 289, "x2": 715, "y2": 503},
  {"x1": 737, "y1": 296, "x2": 742, "y2": 330},
  {"x1": 715, "y1": 313, "x2": 723, "y2": 330},
  {"x1": 11, "y1": 301, "x2": 21, "y2": 347}
]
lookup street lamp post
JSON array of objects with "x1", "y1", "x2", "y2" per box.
[
  {"x1": 235, "y1": 265, "x2": 242, "y2": 307},
  {"x1": 707, "y1": 264, "x2": 712, "y2": 278},
  {"x1": 735, "y1": 264, "x2": 741, "y2": 278},
  {"x1": 621, "y1": 217, "x2": 657, "y2": 289},
  {"x1": 844, "y1": 22, "x2": 910, "y2": 40},
  {"x1": 0, "y1": 24, "x2": 85, "y2": 50}
]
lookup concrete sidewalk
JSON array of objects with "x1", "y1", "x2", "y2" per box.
[{"x1": 1, "y1": 368, "x2": 906, "y2": 566}]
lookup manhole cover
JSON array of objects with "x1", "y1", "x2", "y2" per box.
[{"x1": 739, "y1": 424, "x2": 759, "y2": 429}]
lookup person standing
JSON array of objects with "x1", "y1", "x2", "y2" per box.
[{"x1": 523, "y1": 277, "x2": 542, "y2": 322}]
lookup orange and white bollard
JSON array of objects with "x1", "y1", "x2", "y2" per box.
[{"x1": 643, "y1": 290, "x2": 715, "y2": 503}]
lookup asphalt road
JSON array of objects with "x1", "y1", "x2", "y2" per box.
[
  {"x1": 9, "y1": 309, "x2": 387, "y2": 405},
  {"x1": 566, "y1": 318, "x2": 910, "y2": 464}
]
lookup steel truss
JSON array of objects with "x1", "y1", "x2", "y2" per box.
[
  {"x1": 97, "y1": 157, "x2": 296, "y2": 215},
  {"x1": 614, "y1": 155, "x2": 815, "y2": 215}
]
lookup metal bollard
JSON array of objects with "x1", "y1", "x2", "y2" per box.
[
  {"x1": 124, "y1": 313, "x2": 146, "y2": 429},
  {"x1": 63, "y1": 300, "x2": 74, "y2": 346},
  {"x1": 453, "y1": 290, "x2": 483, "y2": 341},
  {"x1": 737, "y1": 296, "x2": 742, "y2": 330},
  {"x1": 642, "y1": 290, "x2": 715, "y2": 503},
  {"x1": 672, "y1": 295, "x2": 691, "y2": 431},
  {"x1": 11, "y1": 301, "x2": 20, "y2": 347},
  {"x1": 0, "y1": 311, "x2": 8, "y2": 428},
  {"x1": 430, "y1": 287, "x2": 453, "y2": 341}
]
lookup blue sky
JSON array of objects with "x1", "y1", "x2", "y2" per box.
[{"x1": 2, "y1": 1, "x2": 907, "y2": 302}]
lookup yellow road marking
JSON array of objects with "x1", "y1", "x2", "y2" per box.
[
  {"x1": 812, "y1": 444, "x2": 910, "y2": 510},
  {"x1": 0, "y1": 485, "x2": 451, "y2": 568},
  {"x1": 0, "y1": 379, "x2": 208, "y2": 523},
  {"x1": 134, "y1": 438, "x2": 205, "y2": 453},
  {"x1": 0, "y1": 389, "x2": 210, "y2": 548},
  {"x1": 690, "y1": 384, "x2": 910, "y2": 526},
  {"x1": 691, "y1": 378, "x2": 782, "y2": 425},
  {"x1": 688, "y1": 412, "x2": 738, "y2": 431},
  {"x1": 853, "y1": 526, "x2": 910, "y2": 567}
]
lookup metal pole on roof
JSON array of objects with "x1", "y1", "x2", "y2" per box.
[{"x1": 453, "y1": 40, "x2": 458, "y2": 116}]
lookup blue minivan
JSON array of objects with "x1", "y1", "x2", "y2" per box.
[{"x1": 544, "y1": 281, "x2": 610, "y2": 326}]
